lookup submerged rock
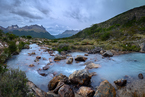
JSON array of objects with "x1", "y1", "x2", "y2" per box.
[
  {"x1": 84, "y1": 54, "x2": 89, "y2": 56},
  {"x1": 43, "y1": 65, "x2": 50, "y2": 70},
  {"x1": 69, "y1": 69, "x2": 92, "y2": 86},
  {"x1": 114, "y1": 79, "x2": 127, "y2": 86},
  {"x1": 102, "y1": 50, "x2": 113, "y2": 57},
  {"x1": 49, "y1": 58, "x2": 53, "y2": 63},
  {"x1": 85, "y1": 63, "x2": 100, "y2": 69},
  {"x1": 75, "y1": 55, "x2": 88, "y2": 62},
  {"x1": 138, "y1": 73, "x2": 143, "y2": 79},
  {"x1": 36, "y1": 56, "x2": 41, "y2": 59},
  {"x1": 94, "y1": 80, "x2": 116, "y2": 97},
  {"x1": 77, "y1": 86, "x2": 95, "y2": 97},
  {"x1": 58, "y1": 84, "x2": 75, "y2": 97},
  {"x1": 66, "y1": 57, "x2": 73, "y2": 64},
  {"x1": 48, "y1": 74, "x2": 69, "y2": 90}
]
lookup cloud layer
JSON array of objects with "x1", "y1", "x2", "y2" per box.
[{"x1": 0, "y1": 0, "x2": 145, "y2": 35}]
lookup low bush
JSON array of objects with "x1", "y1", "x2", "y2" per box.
[
  {"x1": 0, "y1": 69, "x2": 32, "y2": 97},
  {"x1": 57, "y1": 43, "x2": 69, "y2": 53}
]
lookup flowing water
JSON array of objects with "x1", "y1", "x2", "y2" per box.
[{"x1": 6, "y1": 44, "x2": 145, "y2": 92}]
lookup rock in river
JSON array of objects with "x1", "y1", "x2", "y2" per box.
[
  {"x1": 69, "y1": 69, "x2": 92, "y2": 86},
  {"x1": 54, "y1": 55, "x2": 66, "y2": 61},
  {"x1": 66, "y1": 57, "x2": 73, "y2": 64},
  {"x1": 48, "y1": 74, "x2": 69, "y2": 90},
  {"x1": 94, "y1": 80, "x2": 116, "y2": 97},
  {"x1": 75, "y1": 55, "x2": 88, "y2": 62},
  {"x1": 77, "y1": 86, "x2": 95, "y2": 97},
  {"x1": 43, "y1": 65, "x2": 50, "y2": 70},
  {"x1": 114, "y1": 79, "x2": 127, "y2": 86},
  {"x1": 85, "y1": 63, "x2": 100, "y2": 69},
  {"x1": 58, "y1": 84, "x2": 75, "y2": 97},
  {"x1": 102, "y1": 50, "x2": 113, "y2": 57},
  {"x1": 29, "y1": 64, "x2": 35, "y2": 67},
  {"x1": 36, "y1": 56, "x2": 41, "y2": 59},
  {"x1": 138, "y1": 73, "x2": 143, "y2": 79}
]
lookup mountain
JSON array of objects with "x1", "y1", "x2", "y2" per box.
[
  {"x1": 54, "y1": 30, "x2": 79, "y2": 38},
  {"x1": 71, "y1": 5, "x2": 145, "y2": 41},
  {"x1": 0, "y1": 25, "x2": 55, "y2": 39}
]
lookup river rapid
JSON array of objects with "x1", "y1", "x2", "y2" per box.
[{"x1": 6, "y1": 44, "x2": 145, "y2": 92}]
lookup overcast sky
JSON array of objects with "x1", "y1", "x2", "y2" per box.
[{"x1": 0, "y1": 0, "x2": 145, "y2": 35}]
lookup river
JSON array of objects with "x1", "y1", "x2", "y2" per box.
[{"x1": 6, "y1": 44, "x2": 145, "y2": 92}]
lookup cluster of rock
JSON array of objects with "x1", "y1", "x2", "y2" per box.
[
  {"x1": 88, "y1": 47, "x2": 114, "y2": 57},
  {"x1": 46, "y1": 69, "x2": 117, "y2": 97}
]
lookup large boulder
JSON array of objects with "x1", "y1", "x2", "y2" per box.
[
  {"x1": 66, "y1": 57, "x2": 73, "y2": 64},
  {"x1": 58, "y1": 84, "x2": 75, "y2": 97},
  {"x1": 77, "y1": 86, "x2": 95, "y2": 97},
  {"x1": 94, "y1": 80, "x2": 116, "y2": 97},
  {"x1": 48, "y1": 74, "x2": 69, "y2": 90},
  {"x1": 75, "y1": 55, "x2": 88, "y2": 62},
  {"x1": 54, "y1": 55, "x2": 66, "y2": 61},
  {"x1": 69, "y1": 69, "x2": 92, "y2": 86},
  {"x1": 85, "y1": 63, "x2": 100, "y2": 69},
  {"x1": 114, "y1": 79, "x2": 127, "y2": 86},
  {"x1": 102, "y1": 50, "x2": 113, "y2": 57}
]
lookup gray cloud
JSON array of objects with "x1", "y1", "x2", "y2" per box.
[
  {"x1": 10, "y1": 10, "x2": 43, "y2": 19},
  {"x1": 0, "y1": 0, "x2": 145, "y2": 34}
]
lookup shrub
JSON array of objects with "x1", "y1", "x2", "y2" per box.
[
  {"x1": 8, "y1": 41, "x2": 17, "y2": 54},
  {"x1": 18, "y1": 41, "x2": 25, "y2": 50},
  {"x1": 27, "y1": 35, "x2": 32, "y2": 39},
  {"x1": 6, "y1": 33, "x2": 18, "y2": 40},
  {"x1": 57, "y1": 43, "x2": 69, "y2": 53},
  {"x1": 0, "y1": 69, "x2": 32, "y2": 97},
  {"x1": 100, "y1": 32, "x2": 110, "y2": 41}
]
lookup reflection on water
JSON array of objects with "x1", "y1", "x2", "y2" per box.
[{"x1": 6, "y1": 44, "x2": 145, "y2": 92}]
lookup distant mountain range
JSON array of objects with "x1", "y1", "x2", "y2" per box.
[
  {"x1": 54, "y1": 30, "x2": 80, "y2": 38},
  {"x1": 0, "y1": 25, "x2": 55, "y2": 39}
]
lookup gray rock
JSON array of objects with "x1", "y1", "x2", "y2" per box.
[
  {"x1": 75, "y1": 55, "x2": 88, "y2": 62},
  {"x1": 69, "y1": 69, "x2": 92, "y2": 86},
  {"x1": 102, "y1": 50, "x2": 113, "y2": 57},
  {"x1": 94, "y1": 80, "x2": 116, "y2": 97},
  {"x1": 66, "y1": 57, "x2": 73, "y2": 64}
]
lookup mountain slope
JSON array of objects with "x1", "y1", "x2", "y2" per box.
[
  {"x1": 0, "y1": 25, "x2": 55, "y2": 39},
  {"x1": 54, "y1": 30, "x2": 79, "y2": 38},
  {"x1": 71, "y1": 5, "x2": 145, "y2": 41}
]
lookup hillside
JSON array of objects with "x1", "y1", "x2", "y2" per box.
[
  {"x1": 0, "y1": 25, "x2": 55, "y2": 39},
  {"x1": 71, "y1": 5, "x2": 145, "y2": 41},
  {"x1": 54, "y1": 30, "x2": 79, "y2": 38}
]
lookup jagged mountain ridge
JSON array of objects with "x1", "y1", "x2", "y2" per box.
[
  {"x1": 54, "y1": 30, "x2": 79, "y2": 38},
  {"x1": 0, "y1": 25, "x2": 55, "y2": 39}
]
